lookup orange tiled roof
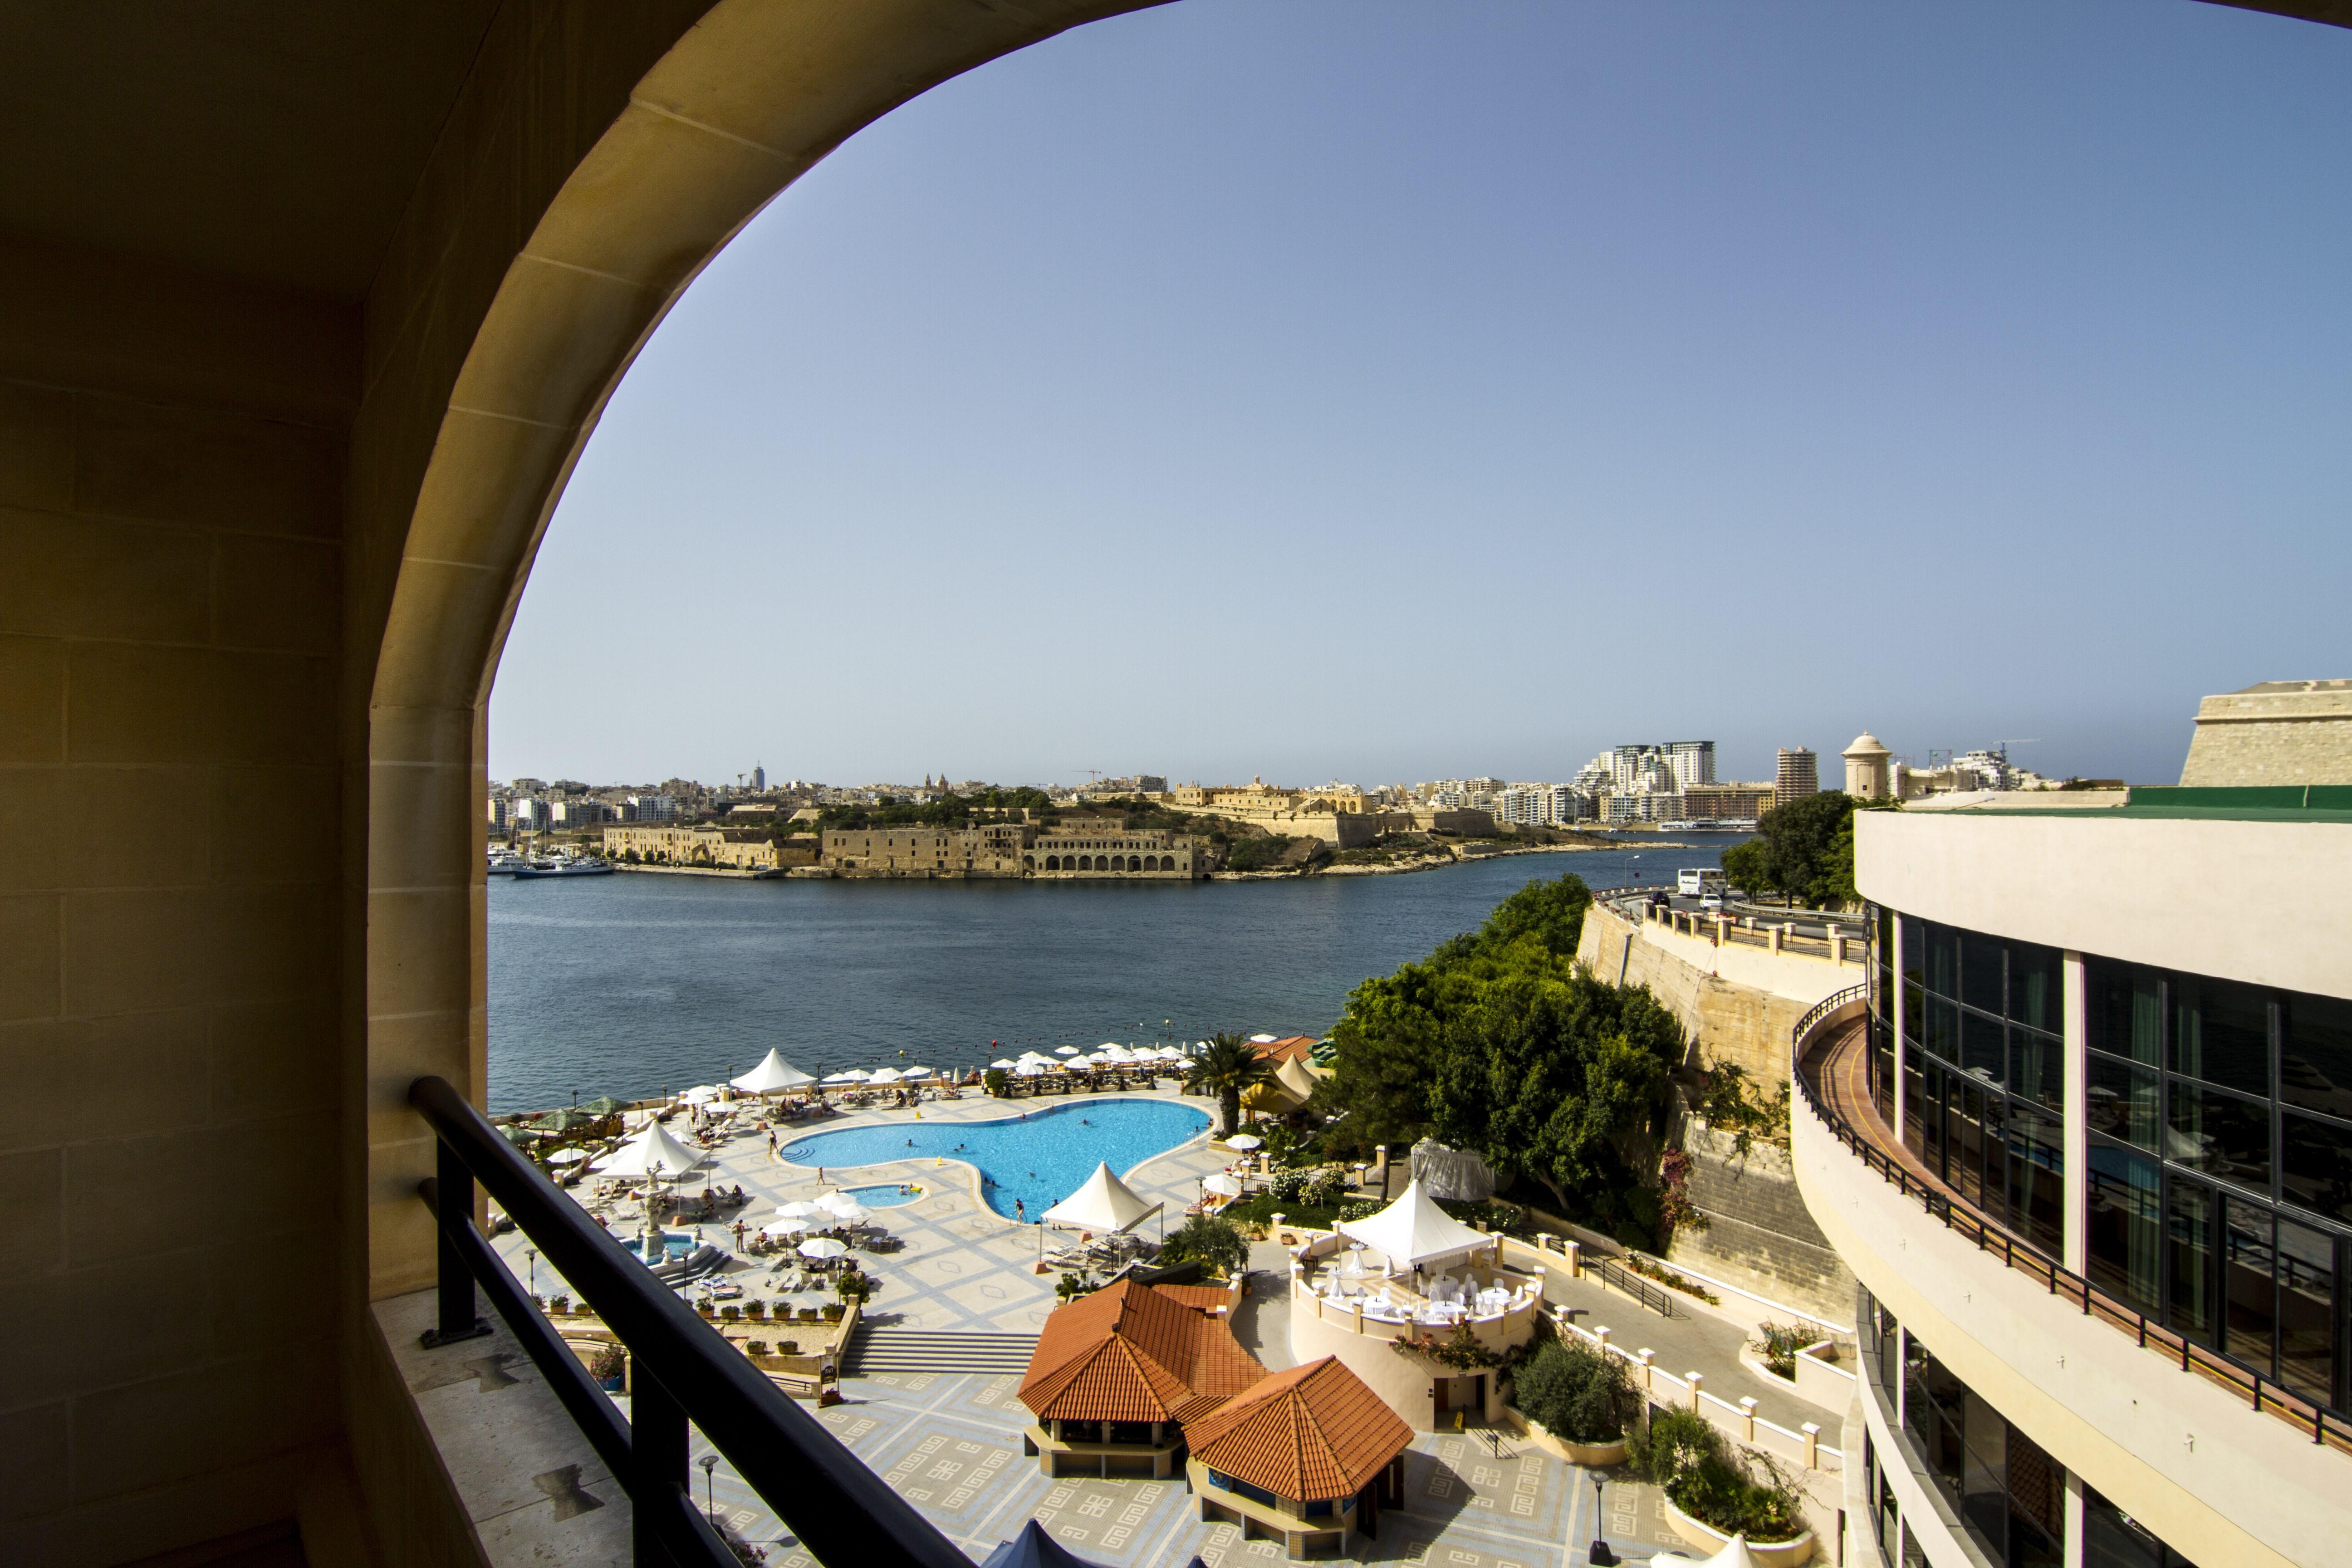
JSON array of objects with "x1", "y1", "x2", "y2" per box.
[
  {"x1": 1151, "y1": 1284, "x2": 1233, "y2": 1313},
  {"x1": 1252, "y1": 1035, "x2": 1317, "y2": 1064},
  {"x1": 1019, "y1": 1280, "x2": 1266, "y2": 1425},
  {"x1": 1182, "y1": 1357, "x2": 1413, "y2": 1503}
]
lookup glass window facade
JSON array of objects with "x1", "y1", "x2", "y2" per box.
[
  {"x1": 1894, "y1": 1313, "x2": 2063, "y2": 1567},
  {"x1": 1869, "y1": 910, "x2": 2066, "y2": 1258},
  {"x1": 2085, "y1": 954, "x2": 2352, "y2": 1414},
  {"x1": 1869, "y1": 914, "x2": 2352, "y2": 1416}
]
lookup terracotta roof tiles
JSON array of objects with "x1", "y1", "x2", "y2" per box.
[
  {"x1": 1182, "y1": 1357, "x2": 1413, "y2": 1503},
  {"x1": 1019, "y1": 1280, "x2": 1265, "y2": 1426}
]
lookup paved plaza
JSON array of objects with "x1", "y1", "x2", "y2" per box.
[{"x1": 690, "y1": 1370, "x2": 1695, "y2": 1568}]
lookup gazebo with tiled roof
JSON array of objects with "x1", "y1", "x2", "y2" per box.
[
  {"x1": 1182, "y1": 1356, "x2": 1414, "y2": 1559},
  {"x1": 1017, "y1": 1279, "x2": 1266, "y2": 1477}
]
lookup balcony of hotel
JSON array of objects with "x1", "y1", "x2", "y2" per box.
[{"x1": 1791, "y1": 992, "x2": 2346, "y2": 1568}]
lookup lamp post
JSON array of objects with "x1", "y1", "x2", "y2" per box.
[
  {"x1": 524, "y1": 1248, "x2": 537, "y2": 1296},
  {"x1": 698, "y1": 1453, "x2": 718, "y2": 1522}
]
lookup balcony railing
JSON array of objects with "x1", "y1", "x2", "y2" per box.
[
  {"x1": 408, "y1": 1074, "x2": 986, "y2": 1568},
  {"x1": 1788, "y1": 997, "x2": 2352, "y2": 1455}
]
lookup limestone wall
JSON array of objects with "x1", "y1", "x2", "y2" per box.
[
  {"x1": 1665, "y1": 1120, "x2": 1857, "y2": 1325},
  {"x1": 1573, "y1": 901, "x2": 1852, "y2": 1081}
]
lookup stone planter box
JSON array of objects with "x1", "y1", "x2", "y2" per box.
[
  {"x1": 1516, "y1": 1420, "x2": 1627, "y2": 1467},
  {"x1": 1661, "y1": 1496, "x2": 1815, "y2": 1566}
]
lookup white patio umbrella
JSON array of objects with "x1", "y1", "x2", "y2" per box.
[
  {"x1": 681, "y1": 1085, "x2": 722, "y2": 1103},
  {"x1": 761, "y1": 1220, "x2": 808, "y2": 1238},
  {"x1": 814, "y1": 1189, "x2": 864, "y2": 1213},
  {"x1": 1202, "y1": 1172, "x2": 1244, "y2": 1197},
  {"x1": 1053, "y1": 1046, "x2": 1079, "y2": 1056},
  {"x1": 902, "y1": 1066, "x2": 933, "y2": 1079},
  {"x1": 990, "y1": 1058, "x2": 1019, "y2": 1069},
  {"x1": 867, "y1": 1068, "x2": 905, "y2": 1085},
  {"x1": 1225, "y1": 1134, "x2": 1262, "y2": 1151},
  {"x1": 774, "y1": 1200, "x2": 826, "y2": 1220},
  {"x1": 821, "y1": 1070, "x2": 867, "y2": 1084},
  {"x1": 546, "y1": 1148, "x2": 589, "y2": 1165},
  {"x1": 1014, "y1": 1063, "x2": 1048, "y2": 1077},
  {"x1": 820, "y1": 1200, "x2": 872, "y2": 1226},
  {"x1": 798, "y1": 1237, "x2": 849, "y2": 1260}
]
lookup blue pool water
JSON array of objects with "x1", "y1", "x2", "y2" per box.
[
  {"x1": 843, "y1": 1182, "x2": 926, "y2": 1208},
  {"x1": 780, "y1": 1098, "x2": 1211, "y2": 1220},
  {"x1": 622, "y1": 1232, "x2": 692, "y2": 1263}
]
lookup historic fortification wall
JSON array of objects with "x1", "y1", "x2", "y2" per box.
[
  {"x1": 1573, "y1": 899, "x2": 1853, "y2": 1081},
  {"x1": 1667, "y1": 1118, "x2": 1858, "y2": 1326}
]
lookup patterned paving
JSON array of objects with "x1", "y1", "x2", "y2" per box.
[{"x1": 691, "y1": 1371, "x2": 1698, "y2": 1567}]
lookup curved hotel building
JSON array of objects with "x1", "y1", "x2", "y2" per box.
[{"x1": 1793, "y1": 766, "x2": 2350, "y2": 1568}]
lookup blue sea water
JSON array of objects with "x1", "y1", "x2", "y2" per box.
[
  {"x1": 487, "y1": 839, "x2": 1733, "y2": 1113},
  {"x1": 779, "y1": 1098, "x2": 1212, "y2": 1219}
]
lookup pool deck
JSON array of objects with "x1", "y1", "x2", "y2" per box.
[{"x1": 491, "y1": 1084, "x2": 1232, "y2": 1334}]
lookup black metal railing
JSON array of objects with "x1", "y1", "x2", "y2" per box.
[
  {"x1": 410, "y1": 1075, "x2": 982, "y2": 1568},
  {"x1": 1788, "y1": 1003, "x2": 2352, "y2": 1455},
  {"x1": 1587, "y1": 1255, "x2": 1676, "y2": 1319}
]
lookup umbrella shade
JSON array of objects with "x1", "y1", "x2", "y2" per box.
[
  {"x1": 990, "y1": 1058, "x2": 1019, "y2": 1069},
  {"x1": 546, "y1": 1148, "x2": 589, "y2": 1165},
  {"x1": 1202, "y1": 1173, "x2": 1244, "y2": 1196},
  {"x1": 498, "y1": 1125, "x2": 537, "y2": 1145},
  {"x1": 532, "y1": 1109, "x2": 592, "y2": 1131},
  {"x1": 980, "y1": 1520, "x2": 1102, "y2": 1568},
  {"x1": 1225, "y1": 1135, "x2": 1262, "y2": 1151},
  {"x1": 813, "y1": 1190, "x2": 864, "y2": 1214},
  {"x1": 822, "y1": 1202, "x2": 871, "y2": 1225},
  {"x1": 774, "y1": 1201, "x2": 826, "y2": 1220},
  {"x1": 577, "y1": 1096, "x2": 630, "y2": 1116},
  {"x1": 867, "y1": 1068, "x2": 904, "y2": 1084},
  {"x1": 731, "y1": 1048, "x2": 816, "y2": 1093},
  {"x1": 1014, "y1": 1063, "x2": 1047, "y2": 1077},
  {"x1": 798, "y1": 1237, "x2": 849, "y2": 1260},
  {"x1": 681, "y1": 1085, "x2": 722, "y2": 1103},
  {"x1": 901, "y1": 1066, "x2": 932, "y2": 1079},
  {"x1": 761, "y1": 1220, "x2": 808, "y2": 1238},
  {"x1": 1052, "y1": 1046, "x2": 1078, "y2": 1055},
  {"x1": 592, "y1": 1122, "x2": 706, "y2": 1180},
  {"x1": 821, "y1": 1071, "x2": 865, "y2": 1083}
]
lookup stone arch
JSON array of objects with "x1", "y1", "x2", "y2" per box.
[
  {"x1": 1127, "y1": 855, "x2": 1142, "y2": 872},
  {"x1": 359, "y1": 0, "x2": 1146, "y2": 1297}
]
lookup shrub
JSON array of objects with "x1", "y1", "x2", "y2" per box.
[
  {"x1": 1303, "y1": 1168, "x2": 1349, "y2": 1209},
  {"x1": 1629, "y1": 1407, "x2": 1806, "y2": 1542},
  {"x1": 587, "y1": 1343, "x2": 627, "y2": 1383},
  {"x1": 744, "y1": 1300, "x2": 766, "y2": 1320},
  {"x1": 547, "y1": 1294, "x2": 570, "y2": 1315},
  {"x1": 799, "y1": 1307, "x2": 820, "y2": 1322},
  {"x1": 745, "y1": 1340, "x2": 769, "y2": 1357},
  {"x1": 983, "y1": 1068, "x2": 1009, "y2": 1097},
  {"x1": 1158, "y1": 1213, "x2": 1249, "y2": 1278},
  {"x1": 778, "y1": 1339, "x2": 800, "y2": 1355},
  {"x1": 821, "y1": 1303, "x2": 844, "y2": 1322},
  {"x1": 1751, "y1": 1323, "x2": 1810, "y2": 1380},
  {"x1": 1055, "y1": 1272, "x2": 1095, "y2": 1302},
  {"x1": 1512, "y1": 1339, "x2": 1640, "y2": 1446},
  {"x1": 836, "y1": 1271, "x2": 873, "y2": 1303},
  {"x1": 1266, "y1": 1169, "x2": 1311, "y2": 1203},
  {"x1": 720, "y1": 1305, "x2": 740, "y2": 1321}
]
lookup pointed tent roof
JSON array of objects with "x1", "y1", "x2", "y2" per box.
[
  {"x1": 1335, "y1": 1177, "x2": 1493, "y2": 1269},
  {"x1": 730, "y1": 1049, "x2": 815, "y2": 1093},
  {"x1": 1653, "y1": 1535, "x2": 1768, "y2": 1568},
  {"x1": 979, "y1": 1520, "x2": 1112, "y2": 1568},
  {"x1": 1019, "y1": 1280, "x2": 1266, "y2": 1426},
  {"x1": 591, "y1": 1121, "x2": 706, "y2": 1179},
  {"x1": 1041, "y1": 1161, "x2": 1161, "y2": 1235},
  {"x1": 1182, "y1": 1356, "x2": 1414, "y2": 1504},
  {"x1": 1273, "y1": 1054, "x2": 1321, "y2": 1102}
]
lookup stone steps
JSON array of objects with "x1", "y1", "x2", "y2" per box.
[{"x1": 845, "y1": 1328, "x2": 1039, "y2": 1377}]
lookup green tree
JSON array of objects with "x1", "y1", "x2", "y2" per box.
[
  {"x1": 1475, "y1": 872, "x2": 1593, "y2": 957},
  {"x1": 1751, "y1": 791, "x2": 1856, "y2": 907},
  {"x1": 1719, "y1": 838, "x2": 1771, "y2": 899},
  {"x1": 1157, "y1": 1212, "x2": 1249, "y2": 1277},
  {"x1": 1184, "y1": 1031, "x2": 1274, "y2": 1136},
  {"x1": 1513, "y1": 1338, "x2": 1641, "y2": 1445},
  {"x1": 1810, "y1": 796, "x2": 1900, "y2": 907}
]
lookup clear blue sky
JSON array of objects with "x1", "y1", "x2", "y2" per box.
[{"x1": 491, "y1": 0, "x2": 2352, "y2": 791}]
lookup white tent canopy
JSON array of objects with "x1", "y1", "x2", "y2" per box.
[
  {"x1": 1040, "y1": 1162, "x2": 1161, "y2": 1235},
  {"x1": 1648, "y1": 1534, "x2": 1766, "y2": 1568},
  {"x1": 1274, "y1": 1054, "x2": 1321, "y2": 1104},
  {"x1": 1336, "y1": 1178, "x2": 1494, "y2": 1270},
  {"x1": 592, "y1": 1122, "x2": 706, "y2": 1180},
  {"x1": 731, "y1": 1049, "x2": 816, "y2": 1094}
]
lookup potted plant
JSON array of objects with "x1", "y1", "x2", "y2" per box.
[
  {"x1": 1630, "y1": 1407, "x2": 1815, "y2": 1566},
  {"x1": 1510, "y1": 1339, "x2": 1640, "y2": 1465},
  {"x1": 1749, "y1": 1322, "x2": 1808, "y2": 1382},
  {"x1": 799, "y1": 1307, "x2": 821, "y2": 1323},
  {"x1": 745, "y1": 1339, "x2": 769, "y2": 1357},
  {"x1": 983, "y1": 1068, "x2": 1009, "y2": 1097},
  {"x1": 548, "y1": 1294, "x2": 570, "y2": 1316},
  {"x1": 778, "y1": 1339, "x2": 800, "y2": 1356},
  {"x1": 821, "y1": 1302, "x2": 844, "y2": 1322},
  {"x1": 719, "y1": 1304, "x2": 740, "y2": 1321},
  {"x1": 744, "y1": 1300, "x2": 766, "y2": 1321},
  {"x1": 588, "y1": 1343, "x2": 627, "y2": 1392},
  {"x1": 696, "y1": 1300, "x2": 715, "y2": 1318}
]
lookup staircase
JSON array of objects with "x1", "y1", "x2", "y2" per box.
[{"x1": 844, "y1": 1328, "x2": 1039, "y2": 1377}]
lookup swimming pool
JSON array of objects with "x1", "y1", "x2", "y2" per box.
[
  {"x1": 779, "y1": 1098, "x2": 1211, "y2": 1220},
  {"x1": 842, "y1": 1181, "x2": 926, "y2": 1208}
]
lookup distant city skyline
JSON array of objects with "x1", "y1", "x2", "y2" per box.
[{"x1": 489, "y1": 0, "x2": 2351, "y2": 790}]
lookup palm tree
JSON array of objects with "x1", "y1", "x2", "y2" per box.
[{"x1": 1185, "y1": 1031, "x2": 1275, "y2": 1137}]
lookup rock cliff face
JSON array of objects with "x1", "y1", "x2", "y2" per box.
[{"x1": 1667, "y1": 1119, "x2": 1856, "y2": 1326}]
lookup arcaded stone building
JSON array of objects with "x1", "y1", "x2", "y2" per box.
[
  {"x1": 1030, "y1": 828, "x2": 1203, "y2": 878},
  {"x1": 820, "y1": 823, "x2": 1034, "y2": 877}
]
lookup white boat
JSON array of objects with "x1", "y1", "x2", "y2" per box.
[{"x1": 510, "y1": 858, "x2": 614, "y2": 880}]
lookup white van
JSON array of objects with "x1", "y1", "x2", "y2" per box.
[{"x1": 1677, "y1": 868, "x2": 1727, "y2": 899}]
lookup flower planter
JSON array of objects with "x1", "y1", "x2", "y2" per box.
[
  {"x1": 1660, "y1": 1496, "x2": 1815, "y2": 1566},
  {"x1": 1517, "y1": 1421, "x2": 1627, "y2": 1467}
]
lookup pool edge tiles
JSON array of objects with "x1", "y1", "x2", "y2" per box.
[{"x1": 777, "y1": 1096, "x2": 1213, "y2": 1220}]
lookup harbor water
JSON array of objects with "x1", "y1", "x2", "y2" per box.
[{"x1": 488, "y1": 840, "x2": 1733, "y2": 1112}]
